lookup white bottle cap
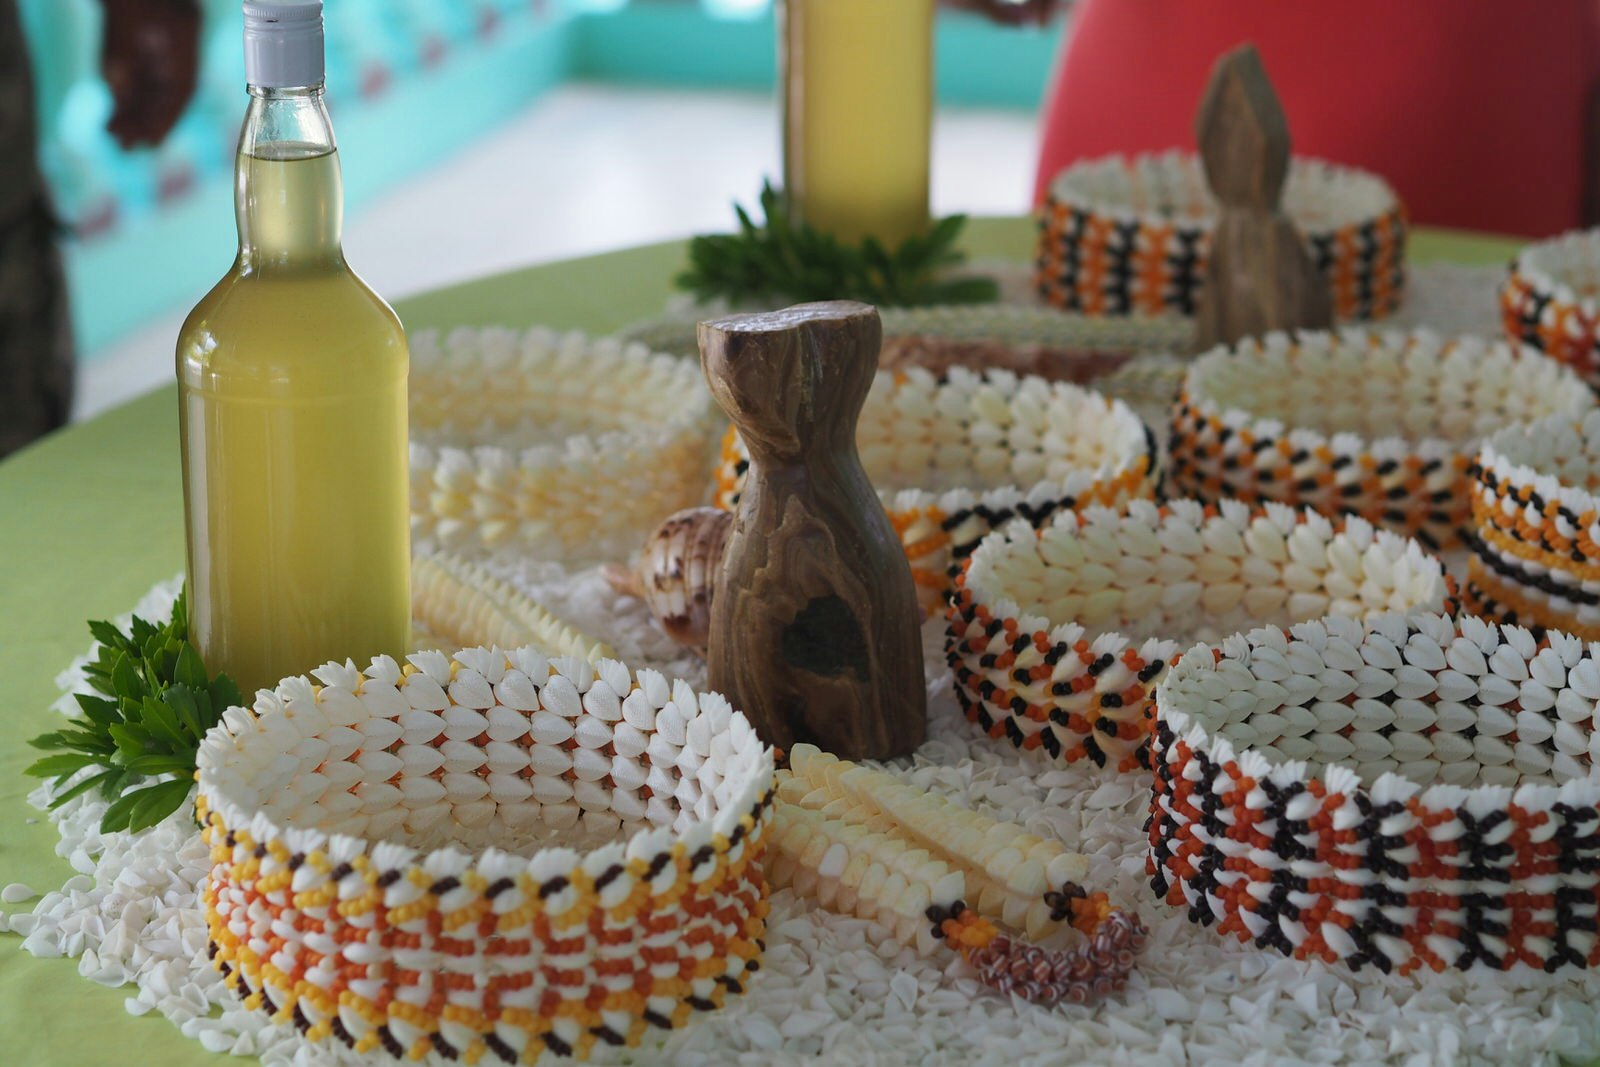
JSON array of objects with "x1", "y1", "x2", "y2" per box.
[{"x1": 243, "y1": 0, "x2": 325, "y2": 89}]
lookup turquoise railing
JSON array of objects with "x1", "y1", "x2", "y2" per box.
[
  {"x1": 15, "y1": 0, "x2": 1060, "y2": 358},
  {"x1": 17, "y1": 0, "x2": 567, "y2": 242}
]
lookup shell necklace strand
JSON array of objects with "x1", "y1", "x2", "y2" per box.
[{"x1": 768, "y1": 744, "x2": 1146, "y2": 1005}]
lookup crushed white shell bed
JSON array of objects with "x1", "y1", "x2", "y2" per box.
[{"x1": 6, "y1": 558, "x2": 1600, "y2": 1067}]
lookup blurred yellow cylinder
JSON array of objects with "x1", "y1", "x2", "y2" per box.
[{"x1": 781, "y1": 0, "x2": 935, "y2": 247}]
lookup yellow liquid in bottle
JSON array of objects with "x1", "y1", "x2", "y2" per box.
[
  {"x1": 177, "y1": 145, "x2": 410, "y2": 695},
  {"x1": 783, "y1": 0, "x2": 934, "y2": 246}
]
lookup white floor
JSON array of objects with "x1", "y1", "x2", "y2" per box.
[{"x1": 76, "y1": 83, "x2": 1038, "y2": 418}]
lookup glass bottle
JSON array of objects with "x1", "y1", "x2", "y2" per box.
[
  {"x1": 780, "y1": 0, "x2": 935, "y2": 247},
  {"x1": 177, "y1": 0, "x2": 410, "y2": 695}
]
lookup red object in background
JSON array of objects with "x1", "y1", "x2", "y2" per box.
[
  {"x1": 478, "y1": 5, "x2": 502, "y2": 39},
  {"x1": 360, "y1": 62, "x2": 392, "y2": 100},
  {"x1": 1033, "y1": 0, "x2": 1600, "y2": 238},
  {"x1": 157, "y1": 162, "x2": 197, "y2": 204},
  {"x1": 420, "y1": 34, "x2": 448, "y2": 70}
]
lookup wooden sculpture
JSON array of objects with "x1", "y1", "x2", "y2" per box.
[
  {"x1": 698, "y1": 301, "x2": 926, "y2": 760},
  {"x1": 1193, "y1": 43, "x2": 1333, "y2": 351}
]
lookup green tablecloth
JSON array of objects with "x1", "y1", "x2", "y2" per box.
[{"x1": 0, "y1": 220, "x2": 1526, "y2": 1064}]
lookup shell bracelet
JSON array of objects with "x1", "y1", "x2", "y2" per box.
[
  {"x1": 196, "y1": 649, "x2": 776, "y2": 1063},
  {"x1": 1501, "y1": 227, "x2": 1600, "y2": 389},
  {"x1": 715, "y1": 365, "x2": 1158, "y2": 615},
  {"x1": 1167, "y1": 328, "x2": 1592, "y2": 549},
  {"x1": 409, "y1": 326, "x2": 716, "y2": 563},
  {"x1": 948, "y1": 499, "x2": 1455, "y2": 773},
  {"x1": 618, "y1": 302, "x2": 1191, "y2": 430},
  {"x1": 767, "y1": 745, "x2": 1146, "y2": 1005},
  {"x1": 1036, "y1": 150, "x2": 1406, "y2": 320},
  {"x1": 1151, "y1": 611, "x2": 1600, "y2": 974},
  {"x1": 613, "y1": 301, "x2": 1192, "y2": 365},
  {"x1": 1465, "y1": 409, "x2": 1600, "y2": 639}
]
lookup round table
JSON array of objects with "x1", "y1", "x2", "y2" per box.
[{"x1": 0, "y1": 220, "x2": 1526, "y2": 1065}]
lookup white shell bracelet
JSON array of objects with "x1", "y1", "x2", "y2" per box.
[
  {"x1": 715, "y1": 366, "x2": 1158, "y2": 611},
  {"x1": 410, "y1": 327, "x2": 716, "y2": 563}
]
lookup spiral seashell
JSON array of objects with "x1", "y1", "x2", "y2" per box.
[{"x1": 609, "y1": 507, "x2": 733, "y2": 655}]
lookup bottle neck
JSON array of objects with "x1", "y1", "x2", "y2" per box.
[{"x1": 235, "y1": 85, "x2": 343, "y2": 268}]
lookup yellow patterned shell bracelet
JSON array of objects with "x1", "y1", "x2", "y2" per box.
[
  {"x1": 410, "y1": 327, "x2": 718, "y2": 564},
  {"x1": 1465, "y1": 409, "x2": 1600, "y2": 639},
  {"x1": 195, "y1": 648, "x2": 775, "y2": 1063}
]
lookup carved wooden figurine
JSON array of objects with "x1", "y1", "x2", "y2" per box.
[
  {"x1": 1193, "y1": 43, "x2": 1333, "y2": 351},
  {"x1": 699, "y1": 301, "x2": 926, "y2": 760}
]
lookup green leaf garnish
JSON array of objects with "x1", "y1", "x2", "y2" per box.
[
  {"x1": 676, "y1": 180, "x2": 1000, "y2": 309},
  {"x1": 47, "y1": 769, "x2": 119, "y2": 810},
  {"x1": 26, "y1": 585, "x2": 238, "y2": 834},
  {"x1": 23, "y1": 753, "x2": 97, "y2": 779}
]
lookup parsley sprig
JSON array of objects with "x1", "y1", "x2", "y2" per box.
[
  {"x1": 676, "y1": 181, "x2": 999, "y2": 308},
  {"x1": 25, "y1": 588, "x2": 241, "y2": 834}
]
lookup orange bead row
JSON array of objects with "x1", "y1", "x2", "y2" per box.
[
  {"x1": 1034, "y1": 186, "x2": 1405, "y2": 321},
  {"x1": 1501, "y1": 269, "x2": 1600, "y2": 388}
]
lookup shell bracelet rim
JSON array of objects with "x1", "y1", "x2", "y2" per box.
[{"x1": 195, "y1": 647, "x2": 776, "y2": 878}]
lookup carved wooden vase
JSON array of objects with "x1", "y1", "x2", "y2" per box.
[{"x1": 698, "y1": 301, "x2": 926, "y2": 760}]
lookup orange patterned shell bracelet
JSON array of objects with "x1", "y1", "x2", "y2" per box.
[
  {"x1": 1167, "y1": 328, "x2": 1590, "y2": 550},
  {"x1": 1150, "y1": 611, "x2": 1600, "y2": 974},
  {"x1": 1465, "y1": 409, "x2": 1600, "y2": 640},
  {"x1": 946, "y1": 499, "x2": 1454, "y2": 773},
  {"x1": 1035, "y1": 151, "x2": 1406, "y2": 321},
  {"x1": 714, "y1": 365, "x2": 1159, "y2": 614},
  {"x1": 195, "y1": 648, "x2": 775, "y2": 1064},
  {"x1": 1501, "y1": 228, "x2": 1600, "y2": 390}
]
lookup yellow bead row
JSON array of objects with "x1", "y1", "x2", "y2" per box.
[{"x1": 198, "y1": 788, "x2": 772, "y2": 1062}]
